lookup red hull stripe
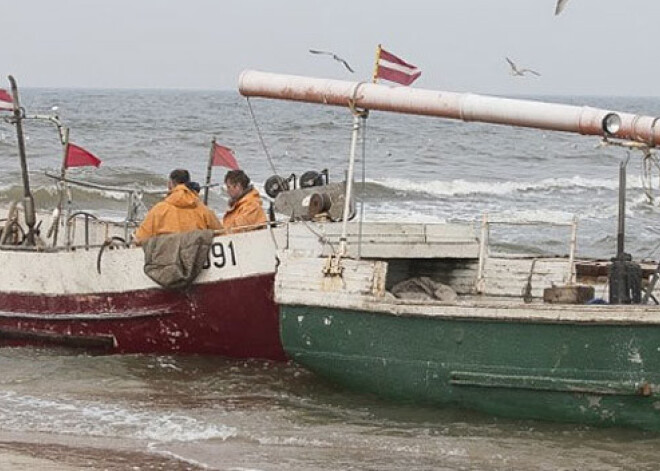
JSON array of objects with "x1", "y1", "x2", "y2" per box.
[{"x1": 0, "y1": 274, "x2": 286, "y2": 360}]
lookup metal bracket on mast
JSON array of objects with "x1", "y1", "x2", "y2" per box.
[
  {"x1": 599, "y1": 137, "x2": 659, "y2": 204},
  {"x1": 347, "y1": 99, "x2": 369, "y2": 120}
]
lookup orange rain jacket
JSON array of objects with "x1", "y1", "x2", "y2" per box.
[
  {"x1": 134, "y1": 184, "x2": 222, "y2": 243},
  {"x1": 222, "y1": 187, "x2": 267, "y2": 233}
]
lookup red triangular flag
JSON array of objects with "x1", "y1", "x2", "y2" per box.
[
  {"x1": 211, "y1": 143, "x2": 239, "y2": 169},
  {"x1": 65, "y1": 143, "x2": 102, "y2": 168},
  {"x1": 0, "y1": 88, "x2": 12, "y2": 111}
]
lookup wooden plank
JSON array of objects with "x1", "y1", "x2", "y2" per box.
[
  {"x1": 322, "y1": 243, "x2": 479, "y2": 259},
  {"x1": 481, "y1": 257, "x2": 570, "y2": 297},
  {"x1": 275, "y1": 222, "x2": 479, "y2": 259},
  {"x1": 276, "y1": 254, "x2": 387, "y2": 298}
]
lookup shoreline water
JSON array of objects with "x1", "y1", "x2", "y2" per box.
[
  {"x1": 0, "y1": 432, "x2": 207, "y2": 470},
  {"x1": 0, "y1": 444, "x2": 202, "y2": 471}
]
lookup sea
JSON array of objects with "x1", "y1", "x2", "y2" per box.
[{"x1": 1, "y1": 88, "x2": 660, "y2": 470}]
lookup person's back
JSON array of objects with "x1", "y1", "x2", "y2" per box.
[{"x1": 135, "y1": 169, "x2": 222, "y2": 244}]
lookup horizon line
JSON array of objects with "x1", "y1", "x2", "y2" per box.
[{"x1": 12, "y1": 86, "x2": 660, "y2": 100}]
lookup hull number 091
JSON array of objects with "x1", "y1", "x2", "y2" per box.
[{"x1": 203, "y1": 241, "x2": 237, "y2": 269}]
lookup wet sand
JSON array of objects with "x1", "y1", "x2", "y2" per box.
[
  {"x1": 0, "y1": 445, "x2": 79, "y2": 471},
  {"x1": 0, "y1": 439, "x2": 207, "y2": 471}
]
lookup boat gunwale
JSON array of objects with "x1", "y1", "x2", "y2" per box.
[{"x1": 279, "y1": 293, "x2": 660, "y2": 325}]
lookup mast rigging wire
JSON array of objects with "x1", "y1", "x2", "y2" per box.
[{"x1": 246, "y1": 97, "x2": 278, "y2": 176}]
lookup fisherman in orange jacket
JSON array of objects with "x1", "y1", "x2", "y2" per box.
[
  {"x1": 134, "y1": 169, "x2": 222, "y2": 244},
  {"x1": 222, "y1": 169, "x2": 267, "y2": 233}
]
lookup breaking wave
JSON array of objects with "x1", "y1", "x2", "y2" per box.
[
  {"x1": 370, "y1": 175, "x2": 632, "y2": 198},
  {"x1": 0, "y1": 391, "x2": 236, "y2": 443}
]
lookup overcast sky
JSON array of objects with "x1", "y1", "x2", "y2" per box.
[{"x1": 2, "y1": 0, "x2": 658, "y2": 96}]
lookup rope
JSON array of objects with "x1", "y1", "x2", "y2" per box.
[
  {"x1": 246, "y1": 97, "x2": 278, "y2": 176},
  {"x1": 641, "y1": 149, "x2": 660, "y2": 204},
  {"x1": 302, "y1": 219, "x2": 336, "y2": 254}
]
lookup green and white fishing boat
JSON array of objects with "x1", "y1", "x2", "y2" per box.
[{"x1": 240, "y1": 70, "x2": 660, "y2": 431}]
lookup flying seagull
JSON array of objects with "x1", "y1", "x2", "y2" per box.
[
  {"x1": 555, "y1": 0, "x2": 570, "y2": 15},
  {"x1": 505, "y1": 57, "x2": 541, "y2": 77},
  {"x1": 309, "y1": 49, "x2": 355, "y2": 73}
]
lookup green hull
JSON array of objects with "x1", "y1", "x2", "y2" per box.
[{"x1": 281, "y1": 305, "x2": 660, "y2": 431}]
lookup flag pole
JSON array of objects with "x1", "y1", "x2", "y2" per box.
[
  {"x1": 60, "y1": 127, "x2": 70, "y2": 180},
  {"x1": 50, "y1": 127, "x2": 70, "y2": 246},
  {"x1": 371, "y1": 44, "x2": 382, "y2": 84},
  {"x1": 8, "y1": 75, "x2": 37, "y2": 246},
  {"x1": 203, "y1": 138, "x2": 215, "y2": 205}
]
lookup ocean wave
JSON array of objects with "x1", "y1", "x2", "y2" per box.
[
  {"x1": 371, "y1": 176, "x2": 629, "y2": 198},
  {"x1": 0, "y1": 391, "x2": 236, "y2": 443},
  {"x1": 363, "y1": 204, "x2": 591, "y2": 225},
  {"x1": 254, "y1": 436, "x2": 334, "y2": 447}
]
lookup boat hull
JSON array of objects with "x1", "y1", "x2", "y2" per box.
[
  {"x1": 281, "y1": 304, "x2": 660, "y2": 430},
  {"x1": 1, "y1": 273, "x2": 284, "y2": 358},
  {"x1": 0, "y1": 230, "x2": 286, "y2": 359}
]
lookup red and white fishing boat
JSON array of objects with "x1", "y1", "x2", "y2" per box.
[
  {"x1": 0, "y1": 76, "x2": 286, "y2": 359},
  {"x1": 0, "y1": 225, "x2": 284, "y2": 358}
]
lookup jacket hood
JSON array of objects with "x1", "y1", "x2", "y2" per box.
[{"x1": 165, "y1": 184, "x2": 200, "y2": 209}]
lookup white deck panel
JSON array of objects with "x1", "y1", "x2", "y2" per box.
[
  {"x1": 272, "y1": 221, "x2": 479, "y2": 259},
  {"x1": 0, "y1": 229, "x2": 277, "y2": 295}
]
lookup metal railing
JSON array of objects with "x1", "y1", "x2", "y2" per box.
[{"x1": 45, "y1": 171, "x2": 166, "y2": 246}]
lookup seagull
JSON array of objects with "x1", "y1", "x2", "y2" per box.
[
  {"x1": 555, "y1": 0, "x2": 570, "y2": 15},
  {"x1": 505, "y1": 57, "x2": 541, "y2": 77},
  {"x1": 308, "y1": 49, "x2": 354, "y2": 73}
]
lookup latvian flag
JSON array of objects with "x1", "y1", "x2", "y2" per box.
[
  {"x1": 0, "y1": 88, "x2": 12, "y2": 111},
  {"x1": 376, "y1": 47, "x2": 421, "y2": 86}
]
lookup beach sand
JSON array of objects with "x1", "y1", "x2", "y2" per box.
[
  {"x1": 0, "y1": 441, "x2": 207, "y2": 470},
  {"x1": 0, "y1": 446, "x2": 79, "y2": 470}
]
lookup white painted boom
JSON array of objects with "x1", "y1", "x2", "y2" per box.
[{"x1": 239, "y1": 70, "x2": 660, "y2": 146}]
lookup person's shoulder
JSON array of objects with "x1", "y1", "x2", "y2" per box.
[
  {"x1": 149, "y1": 200, "x2": 173, "y2": 214},
  {"x1": 248, "y1": 187, "x2": 263, "y2": 201}
]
